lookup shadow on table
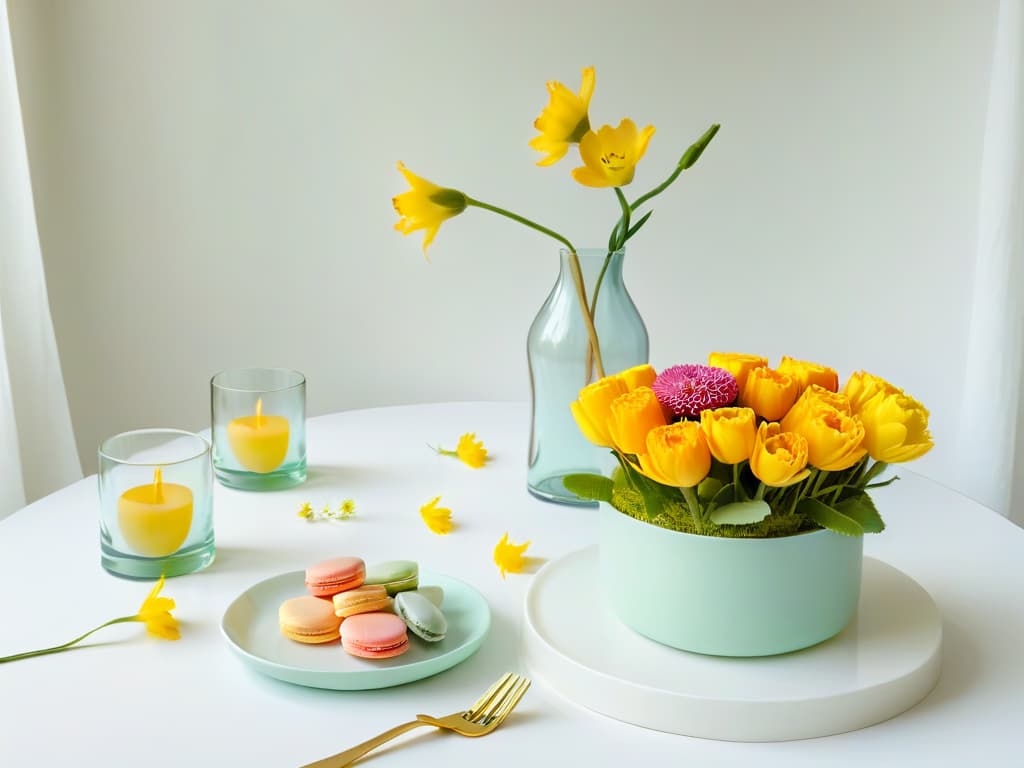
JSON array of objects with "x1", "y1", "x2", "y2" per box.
[{"x1": 302, "y1": 464, "x2": 405, "y2": 489}]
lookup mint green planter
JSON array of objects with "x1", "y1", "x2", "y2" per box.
[{"x1": 599, "y1": 503, "x2": 863, "y2": 657}]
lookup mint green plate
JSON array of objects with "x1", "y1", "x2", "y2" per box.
[{"x1": 221, "y1": 569, "x2": 490, "y2": 690}]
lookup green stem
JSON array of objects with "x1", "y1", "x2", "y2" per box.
[
  {"x1": 732, "y1": 463, "x2": 741, "y2": 503},
  {"x1": 754, "y1": 482, "x2": 766, "y2": 501},
  {"x1": 0, "y1": 616, "x2": 138, "y2": 664},
  {"x1": 681, "y1": 485, "x2": 702, "y2": 534},
  {"x1": 466, "y1": 197, "x2": 604, "y2": 378}
]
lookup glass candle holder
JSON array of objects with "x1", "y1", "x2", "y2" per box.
[
  {"x1": 211, "y1": 368, "x2": 307, "y2": 490},
  {"x1": 98, "y1": 429, "x2": 215, "y2": 579}
]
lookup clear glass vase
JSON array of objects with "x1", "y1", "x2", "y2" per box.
[{"x1": 527, "y1": 247, "x2": 649, "y2": 505}]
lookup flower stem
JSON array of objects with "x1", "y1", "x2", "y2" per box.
[
  {"x1": 0, "y1": 616, "x2": 138, "y2": 664},
  {"x1": 465, "y1": 197, "x2": 605, "y2": 379},
  {"x1": 681, "y1": 485, "x2": 702, "y2": 534}
]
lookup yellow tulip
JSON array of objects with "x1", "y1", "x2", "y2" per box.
[
  {"x1": 781, "y1": 385, "x2": 852, "y2": 433},
  {"x1": 787, "y1": 406, "x2": 867, "y2": 471},
  {"x1": 859, "y1": 392, "x2": 934, "y2": 463},
  {"x1": 570, "y1": 375, "x2": 628, "y2": 447},
  {"x1": 636, "y1": 422, "x2": 711, "y2": 488},
  {"x1": 529, "y1": 67, "x2": 595, "y2": 166},
  {"x1": 699, "y1": 407, "x2": 756, "y2": 464},
  {"x1": 778, "y1": 355, "x2": 839, "y2": 393},
  {"x1": 707, "y1": 352, "x2": 768, "y2": 391},
  {"x1": 392, "y1": 162, "x2": 468, "y2": 256},
  {"x1": 616, "y1": 363, "x2": 657, "y2": 391},
  {"x1": 843, "y1": 370, "x2": 901, "y2": 414},
  {"x1": 572, "y1": 119, "x2": 656, "y2": 188},
  {"x1": 608, "y1": 386, "x2": 668, "y2": 455},
  {"x1": 738, "y1": 367, "x2": 799, "y2": 422},
  {"x1": 749, "y1": 422, "x2": 811, "y2": 488}
]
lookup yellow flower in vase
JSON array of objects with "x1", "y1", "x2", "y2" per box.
[
  {"x1": 392, "y1": 162, "x2": 468, "y2": 256},
  {"x1": 636, "y1": 421, "x2": 711, "y2": 488},
  {"x1": 572, "y1": 119, "x2": 657, "y2": 188},
  {"x1": 859, "y1": 392, "x2": 934, "y2": 463},
  {"x1": 700, "y1": 407, "x2": 757, "y2": 465},
  {"x1": 529, "y1": 66, "x2": 595, "y2": 166},
  {"x1": 608, "y1": 386, "x2": 668, "y2": 455},
  {"x1": 749, "y1": 422, "x2": 811, "y2": 488}
]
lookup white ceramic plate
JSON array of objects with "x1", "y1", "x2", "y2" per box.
[{"x1": 221, "y1": 569, "x2": 490, "y2": 690}]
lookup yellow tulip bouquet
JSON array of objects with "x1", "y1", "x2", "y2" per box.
[
  {"x1": 567, "y1": 354, "x2": 934, "y2": 538},
  {"x1": 392, "y1": 67, "x2": 719, "y2": 378}
]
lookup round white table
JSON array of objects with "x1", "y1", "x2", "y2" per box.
[{"x1": 1, "y1": 403, "x2": 1022, "y2": 766}]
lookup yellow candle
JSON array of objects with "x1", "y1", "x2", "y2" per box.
[
  {"x1": 118, "y1": 467, "x2": 193, "y2": 557},
  {"x1": 227, "y1": 397, "x2": 290, "y2": 473}
]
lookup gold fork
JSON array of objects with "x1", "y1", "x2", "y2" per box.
[{"x1": 299, "y1": 672, "x2": 531, "y2": 768}]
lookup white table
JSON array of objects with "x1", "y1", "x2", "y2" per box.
[{"x1": 1, "y1": 402, "x2": 1022, "y2": 766}]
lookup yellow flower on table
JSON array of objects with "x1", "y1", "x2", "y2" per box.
[
  {"x1": 859, "y1": 392, "x2": 934, "y2": 463},
  {"x1": 572, "y1": 119, "x2": 657, "y2": 188},
  {"x1": 494, "y1": 532, "x2": 530, "y2": 579},
  {"x1": 749, "y1": 422, "x2": 811, "y2": 488},
  {"x1": 608, "y1": 386, "x2": 668, "y2": 455},
  {"x1": 392, "y1": 162, "x2": 468, "y2": 256},
  {"x1": 435, "y1": 432, "x2": 488, "y2": 468},
  {"x1": 420, "y1": 496, "x2": 454, "y2": 535},
  {"x1": 136, "y1": 575, "x2": 180, "y2": 640},
  {"x1": 529, "y1": 66, "x2": 595, "y2": 166},
  {"x1": 636, "y1": 421, "x2": 711, "y2": 488},
  {"x1": 700, "y1": 407, "x2": 757, "y2": 465}
]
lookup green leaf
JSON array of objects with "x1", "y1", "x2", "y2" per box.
[
  {"x1": 562, "y1": 473, "x2": 614, "y2": 502},
  {"x1": 710, "y1": 500, "x2": 772, "y2": 526},
  {"x1": 797, "y1": 498, "x2": 864, "y2": 537},
  {"x1": 835, "y1": 493, "x2": 885, "y2": 534},
  {"x1": 624, "y1": 210, "x2": 653, "y2": 241},
  {"x1": 708, "y1": 482, "x2": 736, "y2": 509},
  {"x1": 697, "y1": 476, "x2": 723, "y2": 503}
]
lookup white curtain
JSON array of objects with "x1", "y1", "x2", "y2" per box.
[
  {"x1": 0, "y1": 0, "x2": 81, "y2": 519},
  {"x1": 958, "y1": 0, "x2": 1024, "y2": 525}
]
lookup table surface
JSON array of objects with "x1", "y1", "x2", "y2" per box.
[{"x1": 2, "y1": 402, "x2": 1022, "y2": 767}]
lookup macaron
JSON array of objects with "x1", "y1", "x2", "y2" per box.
[
  {"x1": 394, "y1": 591, "x2": 447, "y2": 642},
  {"x1": 414, "y1": 586, "x2": 444, "y2": 608},
  {"x1": 305, "y1": 556, "x2": 365, "y2": 597},
  {"x1": 340, "y1": 612, "x2": 410, "y2": 659},
  {"x1": 279, "y1": 596, "x2": 342, "y2": 644},
  {"x1": 364, "y1": 560, "x2": 418, "y2": 595},
  {"x1": 332, "y1": 585, "x2": 393, "y2": 618}
]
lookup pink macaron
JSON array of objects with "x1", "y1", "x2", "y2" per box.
[
  {"x1": 340, "y1": 612, "x2": 410, "y2": 659},
  {"x1": 305, "y1": 556, "x2": 366, "y2": 598}
]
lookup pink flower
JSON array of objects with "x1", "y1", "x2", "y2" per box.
[{"x1": 653, "y1": 364, "x2": 739, "y2": 418}]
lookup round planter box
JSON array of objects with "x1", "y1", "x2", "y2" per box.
[{"x1": 599, "y1": 503, "x2": 864, "y2": 656}]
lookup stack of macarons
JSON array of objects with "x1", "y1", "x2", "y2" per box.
[{"x1": 277, "y1": 556, "x2": 449, "y2": 660}]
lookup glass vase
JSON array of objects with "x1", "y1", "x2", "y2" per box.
[{"x1": 527, "y1": 247, "x2": 649, "y2": 505}]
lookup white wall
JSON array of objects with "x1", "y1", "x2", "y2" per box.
[{"x1": 7, "y1": 0, "x2": 998, "y2": 494}]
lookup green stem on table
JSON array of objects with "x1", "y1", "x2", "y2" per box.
[
  {"x1": 466, "y1": 197, "x2": 605, "y2": 378},
  {"x1": 0, "y1": 616, "x2": 138, "y2": 664}
]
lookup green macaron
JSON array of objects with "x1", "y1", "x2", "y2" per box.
[
  {"x1": 394, "y1": 590, "x2": 447, "y2": 642},
  {"x1": 364, "y1": 560, "x2": 419, "y2": 595}
]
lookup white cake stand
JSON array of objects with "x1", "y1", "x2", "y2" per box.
[{"x1": 522, "y1": 547, "x2": 942, "y2": 742}]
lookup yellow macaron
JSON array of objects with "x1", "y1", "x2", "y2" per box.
[
  {"x1": 279, "y1": 595, "x2": 342, "y2": 643},
  {"x1": 332, "y1": 585, "x2": 393, "y2": 618}
]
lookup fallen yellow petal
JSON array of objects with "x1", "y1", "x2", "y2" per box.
[
  {"x1": 420, "y1": 496, "x2": 454, "y2": 535},
  {"x1": 493, "y1": 532, "x2": 530, "y2": 579}
]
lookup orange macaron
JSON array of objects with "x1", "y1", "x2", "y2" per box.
[
  {"x1": 340, "y1": 612, "x2": 410, "y2": 659},
  {"x1": 279, "y1": 596, "x2": 342, "y2": 644},
  {"x1": 305, "y1": 556, "x2": 366, "y2": 598}
]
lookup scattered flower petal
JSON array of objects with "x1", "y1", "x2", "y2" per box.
[
  {"x1": 434, "y1": 432, "x2": 488, "y2": 468},
  {"x1": 493, "y1": 532, "x2": 530, "y2": 579},
  {"x1": 135, "y1": 576, "x2": 180, "y2": 640},
  {"x1": 297, "y1": 501, "x2": 314, "y2": 520},
  {"x1": 338, "y1": 499, "x2": 356, "y2": 519},
  {"x1": 420, "y1": 496, "x2": 454, "y2": 535}
]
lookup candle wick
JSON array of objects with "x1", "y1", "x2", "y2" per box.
[{"x1": 256, "y1": 397, "x2": 263, "y2": 428}]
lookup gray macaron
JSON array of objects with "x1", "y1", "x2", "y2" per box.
[{"x1": 394, "y1": 590, "x2": 447, "y2": 642}]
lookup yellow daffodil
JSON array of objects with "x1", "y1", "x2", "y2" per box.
[
  {"x1": 494, "y1": 532, "x2": 531, "y2": 579},
  {"x1": 708, "y1": 352, "x2": 768, "y2": 391},
  {"x1": 529, "y1": 66, "x2": 595, "y2": 166},
  {"x1": 859, "y1": 392, "x2": 934, "y2": 463},
  {"x1": 297, "y1": 501, "x2": 313, "y2": 519},
  {"x1": 435, "y1": 432, "x2": 488, "y2": 468},
  {"x1": 392, "y1": 162, "x2": 468, "y2": 256},
  {"x1": 420, "y1": 496, "x2": 454, "y2": 535},
  {"x1": 700, "y1": 407, "x2": 757, "y2": 464},
  {"x1": 571, "y1": 375, "x2": 628, "y2": 447},
  {"x1": 338, "y1": 499, "x2": 356, "y2": 519},
  {"x1": 636, "y1": 421, "x2": 711, "y2": 488},
  {"x1": 0, "y1": 576, "x2": 179, "y2": 664},
  {"x1": 572, "y1": 118, "x2": 656, "y2": 188},
  {"x1": 749, "y1": 422, "x2": 811, "y2": 488},
  {"x1": 608, "y1": 386, "x2": 668, "y2": 455}
]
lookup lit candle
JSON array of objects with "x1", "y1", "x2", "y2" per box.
[
  {"x1": 118, "y1": 467, "x2": 193, "y2": 557},
  {"x1": 227, "y1": 397, "x2": 290, "y2": 473}
]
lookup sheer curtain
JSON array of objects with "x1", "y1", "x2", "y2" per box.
[
  {"x1": 0, "y1": 0, "x2": 80, "y2": 519},
  {"x1": 958, "y1": 0, "x2": 1024, "y2": 525}
]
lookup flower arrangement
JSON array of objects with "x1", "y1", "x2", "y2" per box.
[
  {"x1": 392, "y1": 66, "x2": 719, "y2": 378},
  {"x1": 567, "y1": 354, "x2": 934, "y2": 538}
]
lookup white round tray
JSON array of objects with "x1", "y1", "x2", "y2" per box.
[{"x1": 522, "y1": 546, "x2": 942, "y2": 742}]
